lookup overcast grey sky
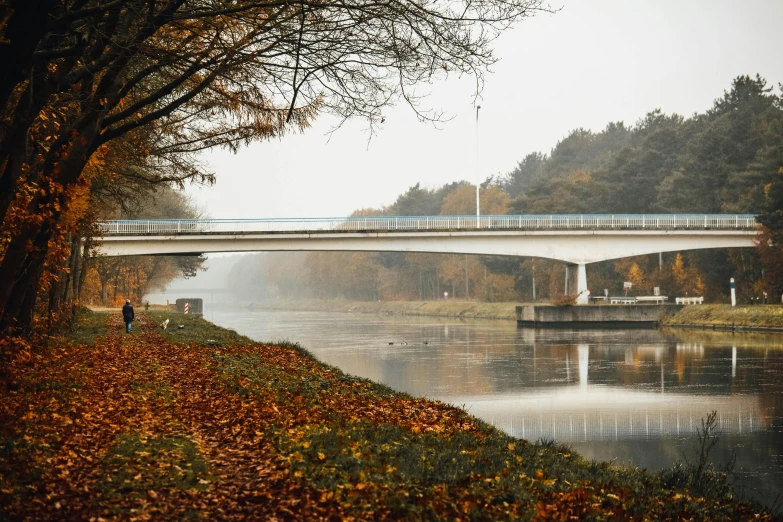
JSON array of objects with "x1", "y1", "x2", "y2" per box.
[{"x1": 185, "y1": 0, "x2": 783, "y2": 219}]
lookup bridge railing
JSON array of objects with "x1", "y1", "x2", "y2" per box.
[{"x1": 97, "y1": 214, "x2": 758, "y2": 235}]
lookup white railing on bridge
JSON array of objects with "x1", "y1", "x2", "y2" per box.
[{"x1": 97, "y1": 214, "x2": 758, "y2": 236}]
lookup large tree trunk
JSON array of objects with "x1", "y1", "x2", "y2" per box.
[
  {"x1": 59, "y1": 234, "x2": 77, "y2": 306},
  {"x1": 0, "y1": 113, "x2": 100, "y2": 331},
  {"x1": 48, "y1": 282, "x2": 61, "y2": 313},
  {"x1": 76, "y1": 239, "x2": 91, "y2": 301},
  {"x1": 101, "y1": 277, "x2": 110, "y2": 306},
  {"x1": 0, "y1": 226, "x2": 43, "y2": 329},
  {"x1": 2, "y1": 254, "x2": 46, "y2": 333}
]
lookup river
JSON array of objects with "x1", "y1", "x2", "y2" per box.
[{"x1": 207, "y1": 308, "x2": 783, "y2": 508}]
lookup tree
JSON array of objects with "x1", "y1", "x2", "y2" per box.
[
  {"x1": 0, "y1": 0, "x2": 546, "y2": 332},
  {"x1": 671, "y1": 253, "x2": 705, "y2": 297},
  {"x1": 756, "y1": 166, "x2": 783, "y2": 296},
  {"x1": 627, "y1": 263, "x2": 647, "y2": 292},
  {"x1": 501, "y1": 152, "x2": 546, "y2": 199},
  {"x1": 440, "y1": 185, "x2": 510, "y2": 215}
]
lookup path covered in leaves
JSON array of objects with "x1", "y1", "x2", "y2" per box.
[{"x1": 0, "y1": 312, "x2": 774, "y2": 520}]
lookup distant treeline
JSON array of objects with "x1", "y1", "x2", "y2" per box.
[{"x1": 228, "y1": 75, "x2": 783, "y2": 303}]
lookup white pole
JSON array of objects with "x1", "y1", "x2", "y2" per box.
[
  {"x1": 730, "y1": 277, "x2": 736, "y2": 307},
  {"x1": 475, "y1": 105, "x2": 481, "y2": 228},
  {"x1": 576, "y1": 263, "x2": 588, "y2": 305}
]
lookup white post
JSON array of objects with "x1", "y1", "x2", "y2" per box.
[
  {"x1": 576, "y1": 263, "x2": 588, "y2": 305},
  {"x1": 475, "y1": 105, "x2": 481, "y2": 228},
  {"x1": 730, "y1": 277, "x2": 736, "y2": 307}
]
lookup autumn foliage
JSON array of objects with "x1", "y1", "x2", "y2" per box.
[
  {"x1": 0, "y1": 312, "x2": 774, "y2": 520},
  {"x1": 0, "y1": 0, "x2": 546, "y2": 334}
]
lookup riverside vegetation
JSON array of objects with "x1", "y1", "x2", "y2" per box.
[
  {"x1": 662, "y1": 304, "x2": 783, "y2": 329},
  {"x1": 251, "y1": 299, "x2": 783, "y2": 330},
  {"x1": 0, "y1": 310, "x2": 777, "y2": 520}
]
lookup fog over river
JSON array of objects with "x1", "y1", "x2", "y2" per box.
[{"x1": 206, "y1": 308, "x2": 783, "y2": 508}]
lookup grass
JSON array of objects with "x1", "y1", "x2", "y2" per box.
[
  {"x1": 251, "y1": 299, "x2": 526, "y2": 320},
  {"x1": 69, "y1": 307, "x2": 109, "y2": 345},
  {"x1": 144, "y1": 309, "x2": 253, "y2": 346},
  {"x1": 99, "y1": 433, "x2": 210, "y2": 496},
  {"x1": 663, "y1": 304, "x2": 783, "y2": 328},
  {"x1": 0, "y1": 310, "x2": 777, "y2": 520}
]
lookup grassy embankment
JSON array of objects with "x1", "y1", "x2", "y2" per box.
[
  {"x1": 0, "y1": 311, "x2": 777, "y2": 520},
  {"x1": 251, "y1": 299, "x2": 524, "y2": 320},
  {"x1": 257, "y1": 300, "x2": 783, "y2": 333},
  {"x1": 663, "y1": 304, "x2": 783, "y2": 330}
]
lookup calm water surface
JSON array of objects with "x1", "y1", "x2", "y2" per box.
[{"x1": 208, "y1": 308, "x2": 783, "y2": 508}]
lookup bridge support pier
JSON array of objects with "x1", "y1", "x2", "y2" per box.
[{"x1": 576, "y1": 263, "x2": 588, "y2": 305}]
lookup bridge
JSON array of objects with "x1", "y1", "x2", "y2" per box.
[{"x1": 96, "y1": 214, "x2": 758, "y2": 304}]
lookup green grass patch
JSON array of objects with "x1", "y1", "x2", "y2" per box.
[
  {"x1": 144, "y1": 310, "x2": 252, "y2": 346},
  {"x1": 69, "y1": 309, "x2": 109, "y2": 345},
  {"x1": 99, "y1": 433, "x2": 210, "y2": 501},
  {"x1": 129, "y1": 361, "x2": 174, "y2": 404}
]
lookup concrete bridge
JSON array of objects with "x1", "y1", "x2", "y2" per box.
[{"x1": 96, "y1": 214, "x2": 758, "y2": 304}]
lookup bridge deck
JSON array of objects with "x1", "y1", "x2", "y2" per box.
[{"x1": 98, "y1": 214, "x2": 757, "y2": 236}]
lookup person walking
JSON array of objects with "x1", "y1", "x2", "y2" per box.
[{"x1": 122, "y1": 299, "x2": 135, "y2": 333}]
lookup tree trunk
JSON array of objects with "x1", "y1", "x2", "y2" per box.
[
  {"x1": 76, "y1": 239, "x2": 91, "y2": 301},
  {"x1": 0, "y1": 224, "x2": 48, "y2": 330},
  {"x1": 3, "y1": 256, "x2": 46, "y2": 333},
  {"x1": 101, "y1": 277, "x2": 110, "y2": 306},
  {"x1": 49, "y1": 282, "x2": 61, "y2": 313},
  {"x1": 70, "y1": 238, "x2": 84, "y2": 302},
  {"x1": 464, "y1": 255, "x2": 469, "y2": 299},
  {"x1": 0, "y1": 110, "x2": 100, "y2": 329},
  {"x1": 60, "y1": 234, "x2": 77, "y2": 304}
]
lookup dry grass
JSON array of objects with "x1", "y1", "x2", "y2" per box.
[
  {"x1": 663, "y1": 304, "x2": 783, "y2": 328},
  {"x1": 251, "y1": 299, "x2": 530, "y2": 320}
]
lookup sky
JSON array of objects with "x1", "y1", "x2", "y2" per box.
[{"x1": 185, "y1": 0, "x2": 783, "y2": 220}]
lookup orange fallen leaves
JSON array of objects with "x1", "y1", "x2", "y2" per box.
[{"x1": 0, "y1": 313, "x2": 775, "y2": 521}]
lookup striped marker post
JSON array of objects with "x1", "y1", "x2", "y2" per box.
[
  {"x1": 184, "y1": 302, "x2": 189, "y2": 314},
  {"x1": 730, "y1": 278, "x2": 736, "y2": 307}
]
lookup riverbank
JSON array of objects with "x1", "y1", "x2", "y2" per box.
[
  {"x1": 663, "y1": 304, "x2": 783, "y2": 332},
  {"x1": 250, "y1": 299, "x2": 523, "y2": 320},
  {"x1": 0, "y1": 311, "x2": 775, "y2": 520},
  {"x1": 251, "y1": 300, "x2": 783, "y2": 333}
]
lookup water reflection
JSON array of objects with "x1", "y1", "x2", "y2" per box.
[{"x1": 209, "y1": 308, "x2": 783, "y2": 508}]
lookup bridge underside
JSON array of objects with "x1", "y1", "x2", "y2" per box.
[{"x1": 97, "y1": 229, "x2": 756, "y2": 304}]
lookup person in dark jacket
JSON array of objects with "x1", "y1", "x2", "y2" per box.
[{"x1": 122, "y1": 299, "x2": 135, "y2": 333}]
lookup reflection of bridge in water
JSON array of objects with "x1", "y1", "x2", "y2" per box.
[
  {"x1": 447, "y1": 342, "x2": 764, "y2": 442},
  {"x1": 450, "y1": 389, "x2": 763, "y2": 442}
]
